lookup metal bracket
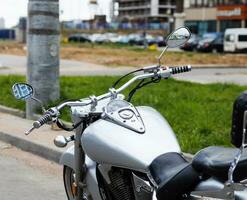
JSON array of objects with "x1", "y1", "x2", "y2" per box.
[
  {"x1": 191, "y1": 182, "x2": 246, "y2": 200},
  {"x1": 89, "y1": 95, "x2": 97, "y2": 111},
  {"x1": 109, "y1": 88, "x2": 117, "y2": 99},
  {"x1": 132, "y1": 173, "x2": 154, "y2": 200},
  {"x1": 143, "y1": 65, "x2": 159, "y2": 73},
  {"x1": 98, "y1": 164, "x2": 112, "y2": 184}
]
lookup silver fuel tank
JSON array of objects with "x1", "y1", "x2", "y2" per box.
[{"x1": 81, "y1": 106, "x2": 181, "y2": 172}]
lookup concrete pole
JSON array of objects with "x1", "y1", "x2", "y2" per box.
[{"x1": 26, "y1": 0, "x2": 60, "y2": 119}]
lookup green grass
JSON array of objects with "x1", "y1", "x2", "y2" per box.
[{"x1": 1, "y1": 75, "x2": 246, "y2": 153}]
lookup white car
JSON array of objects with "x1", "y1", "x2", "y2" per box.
[{"x1": 224, "y1": 28, "x2": 247, "y2": 52}]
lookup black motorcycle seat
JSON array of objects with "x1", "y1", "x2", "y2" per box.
[
  {"x1": 149, "y1": 152, "x2": 200, "y2": 200},
  {"x1": 192, "y1": 146, "x2": 247, "y2": 181}
]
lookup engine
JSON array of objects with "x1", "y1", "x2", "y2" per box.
[{"x1": 98, "y1": 167, "x2": 135, "y2": 200}]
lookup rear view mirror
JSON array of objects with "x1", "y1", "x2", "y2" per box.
[
  {"x1": 166, "y1": 27, "x2": 191, "y2": 48},
  {"x1": 157, "y1": 27, "x2": 191, "y2": 65},
  {"x1": 12, "y1": 83, "x2": 34, "y2": 100}
]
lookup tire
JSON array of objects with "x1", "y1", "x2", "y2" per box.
[
  {"x1": 63, "y1": 166, "x2": 76, "y2": 200},
  {"x1": 212, "y1": 48, "x2": 218, "y2": 53}
]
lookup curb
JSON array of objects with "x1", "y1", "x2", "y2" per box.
[
  {"x1": 0, "y1": 104, "x2": 72, "y2": 125},
  {"x1": 0, "y1": 105, "x2": 25, "y2": 118},
  {"x1": 0, "y1": 131, "x2": 62, "y2": 163}
]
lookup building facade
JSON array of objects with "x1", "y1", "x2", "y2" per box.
[
  {"x1": 184, "y1": 0, "x2": 247, "y2": 35},
  {"x1": 0, "y1": 18, "x2": 5, "y2": 29},
  {"x1": 112, "y1": 0, "x2": 183, "y2": 30}
]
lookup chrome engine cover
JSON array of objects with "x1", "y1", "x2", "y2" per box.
[{"x1": 81, "y1": 106, "x2": 181, "y2": 172}]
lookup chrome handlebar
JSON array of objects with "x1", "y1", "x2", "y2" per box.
[
  {"x1": 26, "y1": 65, "x2": 191, "y2": 134},
  {"x1": 56, "y1": 65, "x2": 191, "y2": 111}
]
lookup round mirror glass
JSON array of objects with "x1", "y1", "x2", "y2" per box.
[
  {"x1": 12, "y1": 83, "x2": 33, "y2": 100},
  {"x1": 166, "y1": 27, "x2": 191, "y2": 48}
]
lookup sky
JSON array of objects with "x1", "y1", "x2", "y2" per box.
[{"x1": 0, "y1": 0, "x2": 111, "y2": 28}]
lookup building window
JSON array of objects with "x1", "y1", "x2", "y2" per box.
[
  {"x1": 185, "y1": 20, "x2": 216, "y2": 35},
  {"x1": 209, "y1": 0, "x2": 217, "y2": 7},
  {"x1": 220, "y1": 20, "x2": 241, "y2": 32},
  {"x1": 190, "y1": 0, "x2": 219, "y2": 7},
  {"x1": 218, "y1": 0, "x2": 246, "y2": 5},
  {"x1": 190, "y1": 0, "x2": 196, "y2": 7},
  {"x1": 197, "y1": 0, "x2": 203, "y2": 6},
  {"x1": 204, "y1": 0, "x2": 209, "y2": 6}
]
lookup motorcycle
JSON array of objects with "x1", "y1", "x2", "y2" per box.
[{"x1": 11, "y1": 27, "x2": 247, "y2": 200}]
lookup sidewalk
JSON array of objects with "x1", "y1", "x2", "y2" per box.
[{"x1": 0, "y1": 111, "x2": 71, "y2": 163}]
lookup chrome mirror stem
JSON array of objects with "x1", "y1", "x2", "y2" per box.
[
  {"x1": 157, "y1": 46, "x2": 168, "y2": 66},
  {"x1": 31, "y1": 97, "x2": 46, "y2": 113}
]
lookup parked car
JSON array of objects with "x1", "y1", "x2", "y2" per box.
[
  {"x1": 68, "y1": 34, "x2": 91, "y2": 43},
  {"x1": 128, "y1": 34, "x2": 145, "y2": 46},
  {"x1": 180, "y1": 34, "x2": 199, "y2": 51},
  {"x1": 116, "y1": 35, "x2": 130, "y2": 44},
  {"x1": 224, "y1": 28, "x2": 247, "y2": 53},
  {"x1": 89, "y1": 33, "x2": 107, "y2": 44},
  {"x1": 106, "y1": 33, "x2": 121, "y2": 43},
  {"x1": 197, "y1": 32, "x2": 224, "y2": 53},
  {"x1": 155, "y1": 36, "x2": 166, "y2": 47}
]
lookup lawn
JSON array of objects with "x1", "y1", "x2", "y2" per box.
[
  {"x1": 1, "y1": 75, "x2": 246, "y2": 153},
  {"x1": 0, "y1": 40, "x2": 247, "y2": 67}
]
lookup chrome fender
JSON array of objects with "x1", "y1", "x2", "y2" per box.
[
  {"x1": 60, "y1": 145, "x2": 102, "y2": 200},
  {"x1": 60, "y1": 145, "x2": 75, "y2": 169}
]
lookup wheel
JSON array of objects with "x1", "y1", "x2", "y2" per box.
[
  {"x1": 63, "y1": 166, "x2": 76, "y2": 200},
  {"x1": 212, "y1": 48, "x2": 218, "y2": 53}
]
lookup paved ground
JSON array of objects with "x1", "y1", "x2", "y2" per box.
[
  {"x1": 0, "y1": 111, "x2": 71, "y2": 163},
  {"x1": 0, "y1": 141, "x2": 66, "y2": 200},
  {"x1": 0, "y1": 54, "x2": 132, "y2": 76},
  {"x1": 1, "y1": 54, "x2": 247, "y2": 85}
]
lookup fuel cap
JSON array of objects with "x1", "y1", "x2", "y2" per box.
[{"x1": 119, "y1": 109, "x2": 134, "y2": 119}]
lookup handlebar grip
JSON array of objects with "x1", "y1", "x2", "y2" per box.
[
  {"x1": 170, "y1": 65, "x2": 191, "y2": 75},
  {"x1": 33, "y1": 113, "x2": 52, "y2": 128}
]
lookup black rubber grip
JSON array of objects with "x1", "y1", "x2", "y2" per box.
[
  {"x1": 33, "y1": 113, "x2": 52, "y2": 128},
  {"x1": 170, "y1": 66, "x2": 191, "y2": 75}
]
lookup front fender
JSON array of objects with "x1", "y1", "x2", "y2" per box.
[
  {"x1": 60, "y1": 145, "x2": 75, "y2": 170},
  {"x1": 60, "y1": 145, "x2": 102, "y2": 200}
]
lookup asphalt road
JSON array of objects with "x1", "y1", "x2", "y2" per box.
[
  {"x1": 0, "y1": 54, "x2": 132, "y2": 76},
  {"x1": 0, "y1": 54, "x2": 247, "y2": 85},
  {"x1": 0, "y1": 141, "x2": 67, "y2": 200}
]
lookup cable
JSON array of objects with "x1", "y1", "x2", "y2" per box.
[
  {"x1": 127, "y1": 79, "x2": 145, "y2": 102},
  {"x1": 127, "y1": 77, "x2": 161, "y2": 102},
  {"x1": 112, "y1": 69, "x2": 144, "y2": 88},
  {"x1": 56, "y1": 118, "x2": 83, "y2": 132}
]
